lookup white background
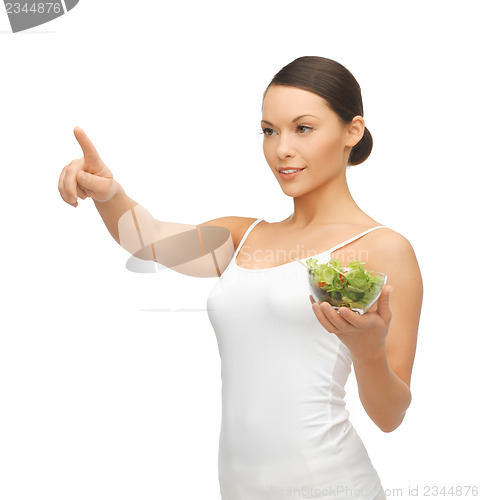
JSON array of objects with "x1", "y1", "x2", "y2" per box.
[{"x1": 1, "y1": 1, "x2": 478, "y2": 499}]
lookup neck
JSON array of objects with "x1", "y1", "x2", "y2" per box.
[{"x1": 288, "y1": 169, "x2": 364, "y2": 229}]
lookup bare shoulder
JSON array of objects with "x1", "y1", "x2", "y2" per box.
[
  {"x1": 366, "y1": 226, "x2": 423, "y2": 311},
  {"x1": 197, "y1": 216, "x2": 258, "y2": 251},
  {"x1": 361, "y1": 227, "x2": 421, "y2": 282},
  {"x1": 367, "y1": 227, "x2": 419, "y2": 264}
]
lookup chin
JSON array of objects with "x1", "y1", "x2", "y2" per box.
[{"x1": 278, "y1": 184, "x2": 306, "y2": 198}]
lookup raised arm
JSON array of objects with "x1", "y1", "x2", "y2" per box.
[{"x1": 58, "y1": 127, "x2": 243, "y2": 278}]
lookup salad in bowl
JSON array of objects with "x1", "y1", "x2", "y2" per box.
[{"x1": 305, "y1": 257, "x2": 387, "y2": 314}]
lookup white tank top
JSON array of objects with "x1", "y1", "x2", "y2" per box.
[{"x1": 207, "y1": 218, "x2": 389, "y2": 500}]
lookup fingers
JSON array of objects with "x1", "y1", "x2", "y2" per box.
[
  {"x1": 59, "y1": 127, "x2": 104, "y2": 207},
  {"x1": 77, "y1": 185, "x2": 88, "y2": 199},
  {"x1": 77, "y1": 170, "x2": 114, "y2": 202},
  {"x1": 337, "y1": 307, "x2": 362, "y2": 327},
  {"x1": 63, "y1": 160, "x2": 83, "y2": 204},
  {"x1": 310, "y1": 296, "x2": 359, "y2": 333},
  {"x1": 73, "y1": 126, "x2": 101, "y2": 163},
  {"x1": 58, "y1": 162, "x2": 78, "y2": 206},
  {"x1": 311, "y1": 301, "x2": 344, "y2": 332}
]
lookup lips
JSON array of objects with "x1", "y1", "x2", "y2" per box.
[{"x1": 277, "y1": 167, "x2": 306, "y2": 173}]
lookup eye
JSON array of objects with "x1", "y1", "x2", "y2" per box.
[
  {"x1": 260, "y1": 125, "x2": 312, "y2": 136},
  {"x1": 297, "y1": 125, "x2": 312, "y2": 133},
  {"x1": 261, "y1": 127, "x2": 275, "y2": 136}
]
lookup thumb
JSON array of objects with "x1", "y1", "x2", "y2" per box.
[
  {"x1": 376, "y1": 285, "x2": 393, "y2": 322},
  {"x1": 77, "y1": 170, "x2": 109, "y2": 193}
]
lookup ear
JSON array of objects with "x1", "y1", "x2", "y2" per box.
[{"x1": 346, "y1": 115, "x2": 365, "y2": 148}]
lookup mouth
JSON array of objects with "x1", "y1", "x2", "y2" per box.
[{"x1": 277, "y1": 167, "x2": 306, "y2": 179}]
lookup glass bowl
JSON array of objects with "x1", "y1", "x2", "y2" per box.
[{"x1": 308, "y1": 267, "x2": 387, "y2": 315}]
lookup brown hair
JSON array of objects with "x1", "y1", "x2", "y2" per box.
[{"x1": 263, "y1": 56, "x2": 372, "y2": 166}]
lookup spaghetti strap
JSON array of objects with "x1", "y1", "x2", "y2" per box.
[
  {"x1": 233, "y1": 218, "x2": 264, "y2": 260},
  {"x1": 326, "y1": 225, "x2": 390, "y2": 255}
]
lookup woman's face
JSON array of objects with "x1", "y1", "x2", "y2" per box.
[{"x1": 261, "y1": 85, "x2": 363, "y2": 195}]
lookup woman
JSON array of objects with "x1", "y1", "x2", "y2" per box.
[{"x1": 58, "y1": 56, "x2": 423, "y2": 500}]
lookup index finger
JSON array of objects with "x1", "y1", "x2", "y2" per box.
[{"x1": 73, "y1": 126, "x2": 101, "y2": 162}]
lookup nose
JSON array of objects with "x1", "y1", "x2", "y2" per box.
[{"x1": 276, "y1": 134, "x2": 295, "y2": 159}]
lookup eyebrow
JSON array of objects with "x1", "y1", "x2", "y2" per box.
[{"x1": 260, "y1": 114, "x2": 319, "y2": 126}]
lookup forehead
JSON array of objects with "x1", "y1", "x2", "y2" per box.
[{"x1": 262, "y1": 85, "x2": 331, "y2": 117}]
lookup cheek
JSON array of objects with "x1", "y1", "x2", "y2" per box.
[
  {"x1": 308, "y1": 134, "x2": 343, "y2": 163},
  {"x1": 263, "y1": 140, "x2": 275, "y2": 164}
]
